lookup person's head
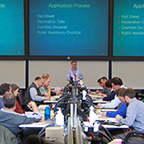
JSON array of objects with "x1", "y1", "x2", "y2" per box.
[
  {"x1": 2, "y1": 93, "x2": 16, "y2": 110},
  {"x1": 10, "y1": 84, "x2": 20, "y2": 97},
  {"x1": 117, "y1": 88, "x2": 126, "y2": 102},
  {"x1": 71, "y1": 60, "x2": 77, "y2": 70},
  {"x1": 97, "y1": 76, "x2": 107, "y2": 88},
  {"x1": 100, "y1": 76, "x2": 108, "y2": 87},
  {"x1": 42, "y1": 73, "x2": 51, "y2": 87},
  {"x1": 105, "y1": 79, "x2": 112, "y2": 89},
  {"x1": 0, "y1": 83, "x2": 12, "y2": 96},
  {"x1": 123, "y1": 88, "x2": 135, "y2": 105},
  {"x1": 111, "y1": 77, "x2": 123, "y2": 91},
  {"x1": 34, "y1": 76, "x2": 44, "y2": 88},
  {"x1": 97, "y1": 78, "x2": 103, "y2": 87}
]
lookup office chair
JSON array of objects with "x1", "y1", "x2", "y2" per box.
[
  {"x1": 0, "y1": 125, "x2": 18, "y2": 144},
  {"x1": 123, "y1": 131, "x2": 144, "y2": 144}
]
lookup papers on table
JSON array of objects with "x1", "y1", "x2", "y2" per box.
[
  {"x1": 93, "y1": 100, "x2": 107, "y2": 104},
  {"x1": 89, "y1": 94, "x2": 103, "y2": 99},
  {"x1": 97, "y1": 115, "x2": 117, "y2": 122},
  {"x1": 101, "y1": 109, "x2": 116, "y2": 112},
  {"x1": 19, "y1": 120, "x2": 54, "y2": 128}
]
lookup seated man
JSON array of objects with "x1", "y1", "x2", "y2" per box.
[
  {"x1": 0, "y1": 93, "x2": 42, "y2": 142},
  {"x1": 97, "y1": 77, "x2": 126, "y2": 109},
  {"x1": 101, "y1": 88, "x2": 127, "y2": 118},
  {"x1": 98, "y1": 79, "x2": 113, "y2": 97},
  {"x1": 40, "y1": 73, "x2": 61, "y2": 98},
  {"x1": 0, "y1": 83, "x2": 12, "y2": 109},
  {"x1": 112, "y1": 88, "x2": 144, "y2": 143},
  {"x1": 90, "y1": 77, "x2": 111, "y2": 96},
  {"x1": 24, "y1": 76, "x2": 49, "y2": 106}
]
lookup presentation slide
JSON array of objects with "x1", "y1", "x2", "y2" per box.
[
  {"x1": 113, "y1": 0, "x2": 144, "y2": 57},
  {"x1": 0, "y1": 0, "x2": 24, "y2": 56},
  {"x1": 29, "y1": 0, "x2": 109, "y2": 56}
]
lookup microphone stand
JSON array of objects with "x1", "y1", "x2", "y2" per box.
[{"x1": 71, "y1": 72, "x2": 77, "y2": 128}]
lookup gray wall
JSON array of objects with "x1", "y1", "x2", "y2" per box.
[
  {"x1": 0, "y1": 61, "x2": 25, "y2": 88},
  {"x1": 0, "y1": 60, "x2": 144, "y2": 89},
  {"x1": 29, "y1": 61, "x2": 108, "y2": 89}
]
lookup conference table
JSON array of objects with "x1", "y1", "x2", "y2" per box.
[
  {"x1": 19, "y1": 120, "x2": 128, "y2": 130},
  {"x1": 44, "y1": 93, "x2": 107, "y2": 104},
  {"x1": 19, "y1": 114, "x2": 128, "y2": 129},
  {"x1": 20, "y1": 93, "x2": 127, "y2": 129}
]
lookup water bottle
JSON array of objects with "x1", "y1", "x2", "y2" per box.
[
  {"x1": 55, "y1": 108, "x2": 64, "y2": 126},
  {"x1": 45, "y1": 106, "x2": 50, "y2": 120},
  {"x1": 82, "y1": 90, "x2": 87, "y2": 100},
  {"x1": 89, "y1": 106, "x2": 97, "y2": 126}
]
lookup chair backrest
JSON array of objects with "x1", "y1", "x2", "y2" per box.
[
  {"x1": 0, "y1": 125, "x2": 18, "y2": 144},
  {"x1": 124, "y1": 131, "x2": 144, "y2": 144},
  {"x1": 17, "y1": 93, "x2": 25, "y2": 106}
]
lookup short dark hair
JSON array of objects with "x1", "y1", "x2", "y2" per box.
[
  {"x1": 97, "y1": 78, "x2": 101, "y2": 83},
  {"x1": 116, "y1": 88, "x2": 126, "y2": 96},
  {"x1": 123, "y1": 88, "x2": 135, "y2": 99},
  {"x1": 111, "y1": 77, "x2": 123, "y2": 86},
  {"x1": 105, "y1": 80, "x2": 112, "y2": 88},
  {"x1": 71, "y1": 60, "x2": 77, "y2": 64},
  {"x1": 35, "y1": 76, "x2": 42, "y2": 81},
  {"x1": 101, "y1": 76, "x2": 107, "y2": 81},
  {"x1": 0, "y1": 83, "x2": 10, "y2": 95},
  {"x1": 3, "y1": 93, "x2": 16, "y2": 108}
]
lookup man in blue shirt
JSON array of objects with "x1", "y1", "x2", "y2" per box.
[
  {"x1": 67, "y1": 60, "x2": 84, "y2": 83},
  {"x1": 113, "y1": 88, "x2": 144, "y2": 143}
]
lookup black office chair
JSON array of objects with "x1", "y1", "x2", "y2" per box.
[{"x1": 123, "y1": 131, "x2": 144, "y2": 144}]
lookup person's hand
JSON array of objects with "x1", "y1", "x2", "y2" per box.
[
  {"x1": 96, "y1": 90, "x2": 100, "y2": 93},
  {"x1": 101, "y1": 94, "x2": 107, "y2": 97},
  {"x1": 45, "y1": 96, "x2": 50, "y2": 101},
  {"x1": 28, "y1": 101, "x2": 36, "y2": 109},
  {"x1": 28, "y1": 101, "x2": 38, "y2": 112},
  {"x1": 56, "y1": 90, "x2": 61, "y2": 95},
  {"x1": 97, "y1": 103, "x2": 102, "y2": 108},
  {"x1": 115, "y1": 114, "x2": 122, "y2": 121},
  {"x1": 47, "y1": 86, "x2": 51, "y2": 90},
  {"x1": 97, "y1": 92, "x2": 102, "y2": 96},
  {"x1": 76, "y1": 77, "x2": 80, "y2": 81},
  {"x1": 89, "y1": 91, "x2": 96, "y2": 95},
  {"x1": 101, "y1": 111, "x2": 107, "y2": 116}
]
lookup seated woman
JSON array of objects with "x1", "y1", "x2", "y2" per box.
[{"x1": 11, "y1": 84, "x2": 24, "y2": 114}]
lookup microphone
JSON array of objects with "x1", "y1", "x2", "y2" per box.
[
  {"x1": 70, "y1": 76, "x2": 73, "y2": 83},
  {"x1": 70, "y1": 76, "x2": 74, "y2": 85}
]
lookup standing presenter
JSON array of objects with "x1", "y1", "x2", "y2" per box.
[{"x1": 67, "y1": 60, "x2": 84, "y2": 83}]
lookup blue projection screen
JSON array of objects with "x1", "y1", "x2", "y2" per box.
[
  {"x1": 0, "y1": 0, "x2": 24, "y2": 56},
  {"x1": 113, "y1": 0, "x2": 144, "y2": 57},
  {"x1": 29, "y1": 0, "x2": 109, "y2": 56}
]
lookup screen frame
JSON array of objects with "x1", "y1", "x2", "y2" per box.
[
  {"x1": 0, "y1": 0, "x2": 26, "y2": 60},
  {"x1": 111, "y1": 0, "x2": 144, "y2": 61},
  {"x1": 27, "y1": 0, "x2": 111, "y2": 61}
]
